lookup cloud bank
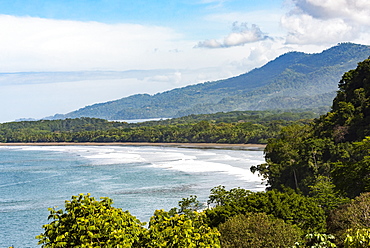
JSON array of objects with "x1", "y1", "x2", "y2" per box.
[
  {"x1": 0, "y1": 14, "x2": 183, "y2": 72},
  {"x1": 282, "y1": 0, "x2": 370, "y2": 44},
  {"x1": 197, "y1": 0, "x2": 370, "y2": 48},
  {"x1": 196, "y1": 22, "x2": 270, "y2": 48}
]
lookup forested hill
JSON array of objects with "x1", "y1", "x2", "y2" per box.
[{"x1": 48, "y1": 43, "x2": 370, "y2": 120}]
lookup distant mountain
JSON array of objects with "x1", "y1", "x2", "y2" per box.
[{"x1": 48, "y1": 43, "x2": 370, "y2": 120}]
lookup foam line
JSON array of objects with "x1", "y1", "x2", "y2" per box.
[{"x1": 0, "y1": 145, "x2": 265, "y2": 181}]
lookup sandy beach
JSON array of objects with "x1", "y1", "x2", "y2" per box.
[{"x1": 0, "y1": 142, "x2": 266, "y2": 150}]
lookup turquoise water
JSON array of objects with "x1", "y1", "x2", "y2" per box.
[{"x1": 0, "y1": 145, "x2": 265, "y2": 247}]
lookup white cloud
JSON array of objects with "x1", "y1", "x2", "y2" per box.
[
  {"x1": 0, "y1": 14, "x2": 275, "y2": 74},
  {"x1": 282, "y1": 14, "x2": 354, "y2": 44},
  {"x1": 196, "y1": 39, "x2": 223, "y2": 48},
  {"x1": 282, "y1": 0, "x2": 370, "y2": 45},
  {"x1": 294, "y1": 0, "x2": 370, "y2": 24},
  {"x1": 204, "y1": 10, "x2": 284, "y2": 36},
  {"x1": 196, "y1": 22, "x2": 270, "y2": 48},
  {"x1": 0, "y1": 15, "x2": 183, "y2": 72}
]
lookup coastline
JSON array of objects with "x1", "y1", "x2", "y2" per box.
[{"x1": 0, "y1": 142, "x2": 266, "y2": 150}]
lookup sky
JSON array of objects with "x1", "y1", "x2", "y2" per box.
[{"x1": 1, "y1": 0, "x2": 370, "y2": 122}]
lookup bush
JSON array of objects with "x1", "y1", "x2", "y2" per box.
[
  {"x1": 143, "y1": 209, "x2": 221, "y2": 247},
  {"x1": 327, "y1": 192, "x2": 370, "y2": 245},
  {"x1": 37, "y1": 194, "x2": 221, "y2": 247},
  {"x1": 36, "y1": 193, "x2": 145, "y2": 247},
  {"x1": 218, "y1": 213, "x2": 302, "y2": 248},
  {"x1": 294, "y1": 233, "x2": 337, "y2": 248},
  {"x1": 344, "y1": 229, "x2": 370, "y2": 248},
  {"x1": 206, "y1": 187, "x2": 326, "y2": 233}
]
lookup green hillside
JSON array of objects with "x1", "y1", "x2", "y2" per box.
[{"x1": 49, "y1": 43, "x2": 370, "y2": 120}]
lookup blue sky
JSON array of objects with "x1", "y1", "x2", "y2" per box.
[
  {"x1": 0, "y1": 1, "x2": 281, "y2": 23},
  {"x1": 0, "y1": 0, "x2": 284, "y2": 41},
  {"x1": 0, "y1": 0, "x2": 369, "y2": 122}
]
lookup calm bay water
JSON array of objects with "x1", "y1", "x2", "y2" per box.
[{"x1": 0, "y1": 145, "x2": 265, "y2": 247}]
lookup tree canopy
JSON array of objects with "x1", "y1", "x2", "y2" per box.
[
  {"x1": 252, "y1": 59, "x2": 370, "y2": 198},
  {"x1": 36, "y1": 193, "x2": 145, "y2": 247},
  {"x1": 37, "y1": 194, "x2": 220, "y2": 248}
]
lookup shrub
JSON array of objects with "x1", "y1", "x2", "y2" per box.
[
  {"x1": 206, "y1": 187, "x2": 326, "y2": 233},
  {"x1": 344, "y1": 229, "x2": 370, "y2": 248},
  {"x1": 37, "y1": 194, "x2": 221, "y2": 247},
  {"x1": 294, "y1": 233, "x2": 337, "y2": 248},
  {"x1": 327, "y1": 192, "x2": 370, "y2": 245},
  {"x1": 36, "y1": 193, "x2": 145, "y2": 247},
  {"x1": 218, "y1": 212, "x2": 302, "y2": 248},
  {"x1": 143, "y1": 209, "x2": 221, "y2": 247}
]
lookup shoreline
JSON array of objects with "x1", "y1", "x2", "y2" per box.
[{"x1": 0, "y1": 142, "x2": 266, "y2": 150}]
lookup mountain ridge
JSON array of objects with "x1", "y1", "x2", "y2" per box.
[{"x1": 47, "y1": 43, "x2": 370, "y2": 120}]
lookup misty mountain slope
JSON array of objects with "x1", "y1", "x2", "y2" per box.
[{"x1": 50, "y1": 43, "x2": 370, "y2": 120}]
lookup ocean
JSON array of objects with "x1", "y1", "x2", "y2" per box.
[{"x1": 0, "y1": 145, "x2": 265, "y2": 247}]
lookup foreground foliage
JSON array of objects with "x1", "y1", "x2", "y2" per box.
[
  {"x1": 327, "y1": 192, "x2": 370, "y2": 245},
  {"x1": 344, "y1": 229, "x2": 370, "y2": 248},
  {"x1": 293, "y1": 233, "x2": 337, "y2": 248},
  {"x1": 144, "y1": 210, "x2": 220, "y2": 248},
  {"x1": 37, "y1": 194, "x2": 220, "y2": 248},
  {"x1": 36, "y1": 193, "x2": 145, "y2": 247},
  {"x1": 36, "y1": 188, "x2": 370, "y2": 247},
  {"x1": 218, "y1": 213, "x2": 302, "y2": 248},
  {"x1": 205, "y1": 186, "x2": 326, "y2": 233}
]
